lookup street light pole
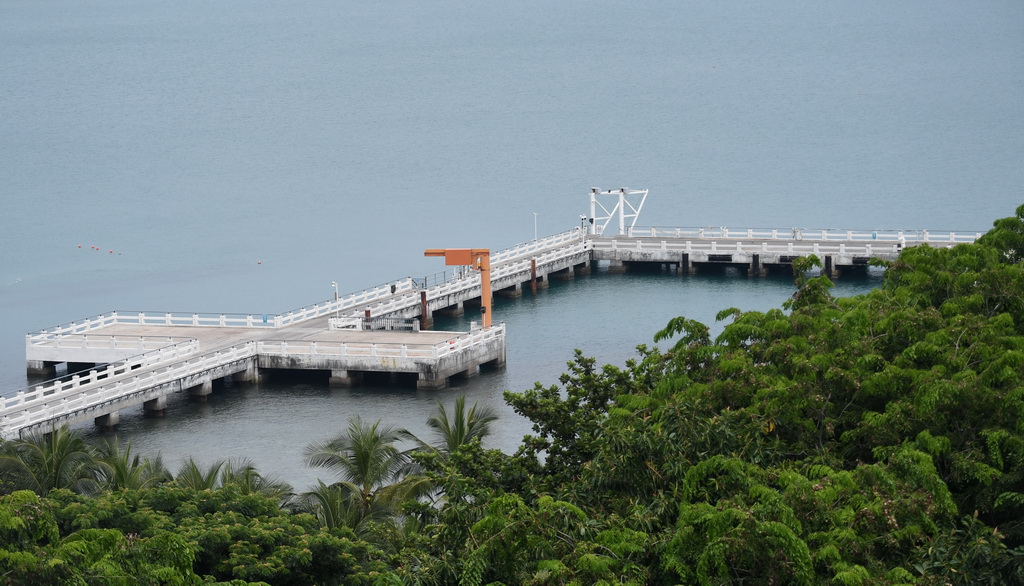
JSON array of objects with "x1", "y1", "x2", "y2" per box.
[
  {"x1": 533, "y1": 212, "x2": 538, "y2": 240},
  {"x1": 331, "y1": 281, "x2": 339, "y2": 317}
]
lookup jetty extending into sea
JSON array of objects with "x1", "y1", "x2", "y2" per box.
[{"x1": 3, "y1": 189, "x2": 982, "y2": 439}]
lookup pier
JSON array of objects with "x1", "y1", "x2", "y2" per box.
[{"x1": 3, "y1": 189, "x2": 983, "y2": 439}]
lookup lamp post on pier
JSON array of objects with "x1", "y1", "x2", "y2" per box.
[
  {"x1": 331, "y1": 281, "x2": 339, "y2": 317},
  {"x1": 533, "y1": 212, "x2": 538, "y2": 240}
]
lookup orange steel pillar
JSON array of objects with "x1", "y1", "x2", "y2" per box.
[{"x1": 424, "y1": 248, "x2": 492, "y2": 328}]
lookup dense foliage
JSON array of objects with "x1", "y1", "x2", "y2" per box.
[{"x1": 4, "y1": 206, "x2": 1024, "y2": 584}]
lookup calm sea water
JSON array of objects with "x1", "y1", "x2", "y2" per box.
[{"x1": 2, "y1": 0, "x2": 1021, "y2": 488}]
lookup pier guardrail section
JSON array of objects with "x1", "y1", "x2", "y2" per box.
[
  {"x1": 1, "y1": 338, "x2": 210, "y2": 438},
  {"x1": 592, "y1": 238, "x2": 907, "y2": 258},
  {"x1": 27, "y1": 334, "x2": 195, "y2": 353},
  {"x1": 490, "y1": 228, "x2": 586, "y2": 264},
  {"x1": 624, "y1": 226, "x2": 982, "y2": 244},
  {"x1": 257, "y1": 323, "x2": 505, "y2": 362}
]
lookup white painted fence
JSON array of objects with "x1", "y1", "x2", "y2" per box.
[
  {"x1": 1, "y1": 338, "x2": 213, "y2": 438},
  {"x1": 25, "y1": 278, "x2": 418, "y2": 344},
  {"x1": 624, "y1": 226, "x2": 982, "y2": 244},
  {"x1": 27, "y1": 334, "x2": 193, "y2": 352},
  {"x1": 491, "y1": 228, "x2": 586, "y2": 264},
  {"x1": 258, "y1": 324, "x2": 505, "y2": 361},
  {"x1": 591, "y1": 235, "x2": 975, "y2": 258}
]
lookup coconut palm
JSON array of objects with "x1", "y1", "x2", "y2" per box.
[
  {"x1": 0, "y1": 426, "x2": 104, "y2": 495},
  {"x1": 173, "y1": 457, "x2": 225, "y2": 490},
  {"x1": 304, "y1": 416, "x2": 410, "y2": 508},
  {"x1": 95, "y1": 438, "x2": 171, "y2": 491},
  {"x1": 219, "y1": 457, "x2": 293, "y2": 502},
  {"x1": 303, "y1": 416, "x2": 429, "y2": 524},
  {"x1": 404, "y1": 395, "x2": 499, "y2": 457}
]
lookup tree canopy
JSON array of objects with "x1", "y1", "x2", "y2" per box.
[{"x1": 3, "y1": 206, "x2": 1024, "y2": 584}]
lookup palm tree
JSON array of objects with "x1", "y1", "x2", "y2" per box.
[
  {"x1": 0, "y1": 426, "x2": 104, "y2": 495},
  {"x1": 304, "y1": 416, "x2": 412, "y2": 509},
  {"x1": 173, "y1": 457, "x2": 225, "y2": 490},
  {"x1": 219, "y1": 457, "x2": 293, "y2": 502},
  {"x1": 303, "y1": 416, "x2": 429, "y2": 526},
  {"x1": 95, "y1": 438, "x2": 171, "y2": 491},
  {"x1": 298, "y1": 480, "x2": 393, "y2": 536},
  {"x1": 405, "y1": 395, "x2": 499, "y2": 457}
]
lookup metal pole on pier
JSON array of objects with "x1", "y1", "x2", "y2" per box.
[{"x1": 424, "y1": 248, "x2": 492, "y2": 328}]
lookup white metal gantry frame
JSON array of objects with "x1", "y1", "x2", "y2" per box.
[{"x1": 588, "y1": 187, "x2": 649, "y2": 236}]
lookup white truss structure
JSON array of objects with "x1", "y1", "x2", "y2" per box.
[{"x1": 588, "y1": 187, "x2": 649, "y2": 236}]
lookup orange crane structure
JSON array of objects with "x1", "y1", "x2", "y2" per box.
[{"x1": 423, "y1": 248, "x2": 492, "y2": 328}]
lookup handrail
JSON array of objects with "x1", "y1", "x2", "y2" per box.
[
  {"x1": 591, "y1": 238, "x2": 909, "y2": 256},
  {"x1": 2, "y1": 338, "x2": 202, "y2": 424},
  {"x1": 622, "y1": 226, "x2": 982, "y2": 243},
  {"x1": 1, "y1": 341, "x2": 255, "y2": 439},
  {"x1": 25, "y1": 277, "x2": 418, "y2": 341},
  {"x1": 258, "y1": 323, "x2": 506, "y2": 361},
  {"x1": 27, "y1": 334, "x2": 194, "y2": 350}
]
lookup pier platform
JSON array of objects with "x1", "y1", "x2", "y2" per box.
[{"x1": 6, "y1": 213, "x2": 981, "y2": 439}]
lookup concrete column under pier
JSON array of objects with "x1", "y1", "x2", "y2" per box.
[
  {"x1": 330, "y1": 369, "x2": 363, "y2": 387},
  {"x1": 435, "y1": 301, "x2": 465, "y2": 317},
  {"x1": 574, "y1": 262, "x2": 591, "y2": 275},
  {"x1": 450, "y1": 364, "x2": 480, "y2": 381},
  {"x1": 188, "y1": 380, "x2": 213, "y2": 401},
  {"x1": 95, "y1": 411, "x2": 120, "y2": 431},
  {"x1": 417, "y1": 372, "x2": 447, "y2": 391},
  {"x1": 824, "y1": 256, "x2": 840, "y2": 278},
  {"x1": 495, "y1": 283, "x2": 522, "y2": 298},
  {"x1": 608, "y1": 259, "x2": 627, "y2": 274},
  {"x1": 551, "y1": 267, "x2": 576, "y2": 280},
  {"x1": 677, "y1": 253, "x2": 695, "y2": 275},
  {"x1": 26, "y1": 360, "x2": 57, "y2": 377},
  {"x1": 748, "y1": 254, "x2": 767, "y2": 277},
  {"x1": 144, "y1": 396, "x2": 167, "y2": 417},
  {"x1": 232, "y1": 362, "x2": 260, "y2": 385}
]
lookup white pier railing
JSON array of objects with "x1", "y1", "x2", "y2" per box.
[
  {"x1": 625, "y1": 226, "x2": 982, "y2": 244},
  {"x1": 27, "y1": 335, "x2": 193, "y2": 352},
  {"x1": 1, "y1": 338, "x2": 207, "y2": 438},
  {"x1": 258, "y1": 323, "x2": 505, "y2": 361}
]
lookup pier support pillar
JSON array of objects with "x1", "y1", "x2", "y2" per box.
[
  {"x1": 232, "y1": 361, "x2": 259, "y2": 385},
  {"x1": 26, "y1": 360, "x2": 56, "y2": 376},
  {"x1": 677, "y1": 253, "x2": 695, "y2": 275},
  {"x1": 496, "y1": 283, "x2": 522, "y2": 298},
  {"x1": 748, "y1": 254, "x2": 767, "y2": 277},
  {"x1": 188, "y1": 380, "x2": 213, "y2": 401},
  {"x1": 435, "y1": 301, "x2": 465, "y2": 317},
  {"x1": 144, "y1": 396, "x2": 167, "y2": 417},
  {"x1": 530, "y1": 259, "x2": 538, "y2": 294},
  {"x1": 574, "y1": 262, "x2": 592, "y2": 275},
  {"x1": 330, "y1": 369, "x2": 362, "y2": 387},
  {"x1": 824, "y1": 256, "x2": 840, "y2": 278},
  {"x1": 608, "y1": 259, "x2": 627, "y2": 274},
  {"x1": 551, "y1": 267, "x2": 576, "y2": 280},
  {"x1": 416, "y1": 372, "x2": 447, "y2": 391},
  {"x1": 451, "y1": 365, "x2": 480, "y2": 380},
  {"x1": 94, "y1": 411, "x2": 120, "y2": 431}
]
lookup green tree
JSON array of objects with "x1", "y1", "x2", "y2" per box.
[
  {"x1": 403, "y1": 395, "x2": 498, "y2": 458},
  {"x1": 94, "y1": 438, "x2": 171, "y2": 491},
  {"x1": 0, "y1": 427, "x2": 104, "y2": 496}
]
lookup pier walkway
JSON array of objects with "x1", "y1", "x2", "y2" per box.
[{"x1": 4, "y1": 219, "x2": 981, "y2": 439}]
